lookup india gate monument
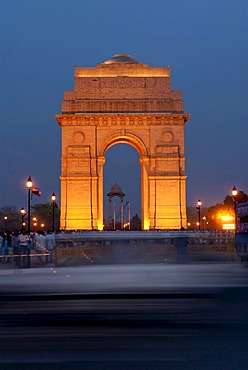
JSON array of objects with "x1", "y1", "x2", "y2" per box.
[{"x1": 56, "y1": 54, "x2": 190, "y2": 231}]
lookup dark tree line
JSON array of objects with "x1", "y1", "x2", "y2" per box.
[
  {"x1": 1, "y1": 191, "x2": 247, "y2": 232},
  {"x1": 0, "y1": 203, "x2": 60, "y2": 233},
  {"x1": 187, "y1": 190, "x2": 248, "y2": 231}
]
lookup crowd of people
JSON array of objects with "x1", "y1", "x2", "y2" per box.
[{"x1": 0, "y1": 228, "x2": 56, "y2": 268}]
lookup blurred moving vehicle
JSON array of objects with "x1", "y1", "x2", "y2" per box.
[{"x1": 0, "y1": 262, "x2": 248, "y2": 369}]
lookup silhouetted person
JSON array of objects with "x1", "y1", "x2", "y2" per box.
[
  {"x1": 18, "y1": 228, "x2": 31, "y2": 268},
  {"x1": 1, "y1": 231, "x2": 11, "y2": 263},
  {"x1": 12, "y1": 230, "x2": 20, "y2": 267},
  {"x1": 35, "y1": 230, "x2": 46, "y2": 265},
  {"x1": 46, "y1": 230, "x2": 56, "y2": 263}
]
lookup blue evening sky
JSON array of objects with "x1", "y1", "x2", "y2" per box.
[{"x1": 0, "y1": 0, "x2": 248, "y2": 218}]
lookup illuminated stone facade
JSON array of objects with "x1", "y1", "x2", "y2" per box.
[{"x1": 56, "y1": 54, "x2": 190, "y2": 230}]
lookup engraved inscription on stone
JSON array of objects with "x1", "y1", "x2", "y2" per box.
[{"x1": 116, "y1": 76, "x2": 132, "y2": 87}]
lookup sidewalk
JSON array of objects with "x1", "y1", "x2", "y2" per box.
[{"x1": 0, "y1": 258, "x2": 55, "y2": 275}]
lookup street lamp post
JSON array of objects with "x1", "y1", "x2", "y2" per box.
[
  {"x1": 196, "y1": 200, "x2": 202, "y2": 231},
  {"x1": 4, "y1": 216, "x2": 7, "y2": 232},
  {"x1": 51, "y1": 192, "x2": 56, "y2": 232},
  {"x1": 20, "y1": 207, "x2": 26, "y2": 228},
  {"x1": 232, "y1": 186, "x2": 238, "y2": 232},
  {"x1": 202, "y1": 216, "x2": 206, "y2": 231},
  {"x1": 26, "y1": 176, "x2": 33, "y2": 234},
  {"x1": 33, "y1": 217, "x2": 37, "y2": 232}
]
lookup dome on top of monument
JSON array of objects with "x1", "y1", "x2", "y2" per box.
[
  {"x1": 107, "y1": 182, "x2": 125, "y2": 196},
  {"x1": 102, "y1": 54, "x2": 141, "y2": 64}
]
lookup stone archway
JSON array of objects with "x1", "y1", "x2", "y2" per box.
[
  {"x1": 100, "y1": 133, "x2": 148, "y2": 231},
  {"x1": 56, "y1": 54, "x2": 190, "y2": 230}
]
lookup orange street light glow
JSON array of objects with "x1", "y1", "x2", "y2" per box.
[
  {"x1": 232, "y1": 186, "x2": 238, "y2": 197},
  {"x1": 223, "y1": 224, "x2": 235, "y2": 230},
  {"x1": 26, "y1": 176, "x2": 33, "y2": 188},
  {"x1": 221, "y1": 215, "x2": 234, "y2": 221}
]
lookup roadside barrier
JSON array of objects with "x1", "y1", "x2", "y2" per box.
[
  {"x1": 53, "y1": 231, "x2": 238, "y2": 266},
  {"x1": 0, "y1": 250, "x2": 52, "y2": 268}
]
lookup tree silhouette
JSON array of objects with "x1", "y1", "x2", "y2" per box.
[{"x1": 224, "y1": 191, "x2": 248, "y2": 207}]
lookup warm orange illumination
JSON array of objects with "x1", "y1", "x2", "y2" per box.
[
  {"x1": 98, "y1": 220, "x2": 103, "y2": 231},
  {"x1": 144, "y1": 219, "x2": 150, "y2": 230},
  {"x1": 221, "y1": 215, "x2": 234, "y2": 221},
  {"x1": 223, "y1": 224, "x2": 235, "y2": 230},
  {"x1": 58, "y1": 55, "x2": 189, "y2": 231},
  {"x1": 232, "y1": 186, "x2": 238, "y2": 198},
  {"x1": 26, "y1": 176, "x2": 33, "y2": 188},
  {"x1": 217, "y1": 212, "x2": 234, "y2": 221}
]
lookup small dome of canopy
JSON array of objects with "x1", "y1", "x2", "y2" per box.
[{"x1": 107, "y1": 182, "x2": 125, "y2": 197}]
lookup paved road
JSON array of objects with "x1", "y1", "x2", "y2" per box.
[{"x1": 0, "y1": 262, "x2": 248, "y2": 369}]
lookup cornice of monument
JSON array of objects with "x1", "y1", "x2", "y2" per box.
[{"x1": 56, "y1": 113, "x2": 190, "y2": 127}]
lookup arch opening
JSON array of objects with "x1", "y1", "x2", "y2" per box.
[{"x1": 103, "y1": 143, "x2": 141, "y2": 230}]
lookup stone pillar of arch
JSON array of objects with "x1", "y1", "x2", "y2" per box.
[{"x1": 56, "y1": 54, "x2": 190, "y2": 230}]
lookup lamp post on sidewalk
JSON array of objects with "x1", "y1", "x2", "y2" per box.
[
  {"x1": 51, "y1": 192, "x2": 56, "y2": 232},
  {"x1": 20, "y1": 207, "x2": 26, "y2": 228},
  {"x1": 33, "y1": 217, "x2": 37, "y2": 232},
  {"x1": 196, "y1": 200, "x2": 202, "y2": 231},
  {"x1": 202, "y1": 216, "x2": 207, "y2": 231},
  {"x1": 26, "y1": 176, "x2": 33, "y2": 234},
  {"x1": 232, "y1": 186, "x2": 238, "y2": 232},
  {"x1": 4, "y1": 216, "x2": 7, "y2": 232}
]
